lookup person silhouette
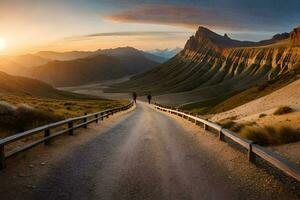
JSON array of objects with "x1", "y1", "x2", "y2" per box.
[
  {"x1": 132, "y1": 92, "x2": 137, "y2": 103},
  {"x1": 147, "y1": 94, "x2": 152, "y2": 104}
]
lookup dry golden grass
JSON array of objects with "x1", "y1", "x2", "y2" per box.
[
  {"x1": 0, "y1": 94, "x2": 127, "y2": 138},
  {"x1": 240, "y1": 125, "x2": 300, "y2": 146},
  {"x1": 218, "y1": 118, "x2": 300, "y2": 146}
]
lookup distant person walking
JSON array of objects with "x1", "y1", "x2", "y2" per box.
[
  {"x1": 132, "y1": 92, "x2": 137, "y2": 103},
  {"x1": 147, "y1": 94, "x2": 152, "y2": 104}
]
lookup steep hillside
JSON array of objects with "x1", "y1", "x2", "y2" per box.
[
  {"x1": 29, "y1": 53, "x2": 158, "y2": 87},
  {"x1": 210, "y1": 76, "x2": 300, "y2": 122},
  {"x1": 0, "y1": 71, "x2": 127, "y2": 138},
  {"x1": 111, "y1": 26, "x2": 300, "y2": 105},
  {"x1": 0, "y1": 71, "x2": 92, "y2": 99}
]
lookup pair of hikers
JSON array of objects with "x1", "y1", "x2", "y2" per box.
[{"x1": 132, "y1": 92, "x2": 152, "y2": 104}]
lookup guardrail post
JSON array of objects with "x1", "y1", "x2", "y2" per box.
[
  {"x1": 44, "y1": 128, "x2": 51, "y2": 145},
  {"x1": 83, "y1": 113, "x2": 88, "y2": 128},
  {"x1": 248, "y1": 143, "x2": 256, "y2": 162},
  {"x1": 218, "y1": 129, "x2": 223, "y2": 141},
  {"x1": 95, "y1": 114, "x2": 99, "y2": 123},
  {"x1": 101, "y1": 113, "x2": 104, "y2": 120},
  {"x1": 68, "y1": 121, "x2": 74, "y2": 135},
  {"x1": 204, "y1": 124, "x2": 208, "y2": 131},
  {"x1": 106, "y1": 111, "x2": 109, "y2": 118},
  {"x1": 0, "y1": 144, "x2": 5, "y2": 169}
]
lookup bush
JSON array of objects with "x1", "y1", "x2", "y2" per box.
[
  {"x1": 218, "y1": 119, "x2": 236, "y2": 129},
  {"x1": 259, "y1": 113, "x2": 267, "y2": 118},
  {"x1": 219, "y1": 120, "x2": 256, "y2": 132},
  {"x1": 240, "y1": 125, "x2": 300, "y2": 146},
  {"x1": 273, "y1": 106, "x2": 293, "y2": 115},
  {"x1": 0, "y1": 101, "x2": 16, "y2": 115}
]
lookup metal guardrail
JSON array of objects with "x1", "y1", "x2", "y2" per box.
[
  {"x1": 154, "y1": 103, "x2": 300, "y2": 182},
  {"x1": 0, "y1": 101, "x2": 134, "y2": 169}
]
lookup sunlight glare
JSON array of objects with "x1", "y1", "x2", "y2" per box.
[{"x1": 0, "y1": 38, "x2": 7, "y2": 50}]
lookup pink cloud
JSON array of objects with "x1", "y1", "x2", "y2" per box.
[{"x1": 105, "y1": 4, "x2": 243, "y2": 31}]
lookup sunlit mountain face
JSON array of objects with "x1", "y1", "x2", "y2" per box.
[{"x1": 0, "y1": 0, "x2": 299, "y2": 56}]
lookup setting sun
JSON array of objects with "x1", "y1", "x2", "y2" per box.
[{"x1": 0, "y1": 37, "x2": 7, "y2": 50}]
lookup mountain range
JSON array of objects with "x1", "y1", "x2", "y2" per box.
[
  {"x1": 0, "y1": 47, "x2": 162, "y2": 87},
  {"x1": 27, "y1": 47, "x2": 160, "y2": 87},
  {"x1": 110, "y1": 26, "x2": 300, "y2": 106}
]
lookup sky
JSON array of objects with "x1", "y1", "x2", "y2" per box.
[{"x1": 0, "y1": 0, "x2": 299, "y2": 55}]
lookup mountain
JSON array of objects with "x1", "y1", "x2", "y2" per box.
[
  {"x1": 147, "y1": 47, "x2": 182, "y2": 59},
  {"x1": 9, "y1": 54, "x2": 49, "y2": 67},
  {"x1": 0, "y1": 54, "x2": 49, "y2": 77},
  {"x1": 111, "y1": 26, "x2": 300, "y2": 106},
  {"x1": 96, "y1": 47, "x2": 166, "y2": 63},
  {"x1": 35, "y1": 47, "x2": 164, "y2": 63},
  {"x1": 29, "y1": 51, "x2": 159, "y2": 87},
  {"x1": 35, "y1": 50, "x2": 98, "y2": 61},
  {"x1": 0, "y1": 57, "x2": 28, "y2": 76},
  {"x1": 141, "y1": 51, "x2": 166, "y2": 63}
]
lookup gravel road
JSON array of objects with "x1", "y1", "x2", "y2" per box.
[{"x1": 0, "y1": 102, "x2": 298, "y2": 200}]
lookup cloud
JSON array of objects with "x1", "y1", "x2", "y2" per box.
[
  {"x1": 104, "y1": 4, "x2": 247, "y2": 31},
  {"x1": 63, "y1": 31, "x2": 191, "y2": 42}
]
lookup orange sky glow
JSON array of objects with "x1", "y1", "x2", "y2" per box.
[{"x1": 0, "y1": 0, "x2": 299, "y2": 55}]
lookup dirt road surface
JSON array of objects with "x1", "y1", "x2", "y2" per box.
[{"x1": 0, "y1": 102, "x2": 298, "y2": 200}]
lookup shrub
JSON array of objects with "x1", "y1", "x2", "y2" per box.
[
  {"x1": 219, "y1": 120, "x2": 256, "y2": 132},
  {"x1": 240, "y1": 125, "x2": 300, "y2": 146},
  {"x1": 218, "y1": 119, "x2": 236, "y2": 130},
  {"x1": 0, "y1": 102, "x2": 62, "y2": 134},
  {"x1": 259, "y1": 113, "x2": 267, "y2": 118},
  {"x1": 273, "y1": 106, "x2": 293, "y2": 115},
  {"x1": 0, "y1": 101, "x2": 16, "y2": 115}
]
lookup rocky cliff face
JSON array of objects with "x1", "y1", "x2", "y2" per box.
[
  {"x1": 180, "y1": 26, "x2": 299, "y2": 82},
  {"x1": 111, "y1": 26, "x2": 300, "y2": 105},
  {"x1": 290, "y1": 26, "x2": 300, "y2": 46}
]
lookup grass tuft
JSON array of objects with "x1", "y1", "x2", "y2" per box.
[
  {"x1": 273, "y1": 106, "x2": 293, "y2": 115},
  {"x1": 259, "y1": 113, "x2": 267, "y2": 118},
  {"x1": 240, "y1": 125, "x2": 300, "y2": 146},
  {"x1": 0, "y1": 101, "x2": 16, "y2": 115},
  {"x1": 218, "y1": 118, "x2": 300, "y2": 145}
]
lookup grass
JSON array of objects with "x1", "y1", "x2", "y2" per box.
[
  {"x1": 0, "y1": 94, "x2": 127, "y2": 138},
  {"x1": 273, "y1": 106, "x2": 293, "y2": 115},
  {"x1": 179, "y1": 94, "x2": 236, "y2": 115},
  {"x1": 218, "y1": 119, "x2": 256, "y2": 132},
  {"x1": 180, "y1": 71, "x2": 300, "y2": 115},
  {"x1": 218, "y1": 118, "x2": 300, "y2": 146},
  {"x1": 240, "y1": 125, "x2": 300, "y2": 146}
]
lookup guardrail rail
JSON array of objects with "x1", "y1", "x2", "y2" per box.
[
  {"x1": 153, "y1": 103, "x2": 300, "y2": 182},
  {"x1": 0, "y1": 101, "x2": 134, "y2": 169}
]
